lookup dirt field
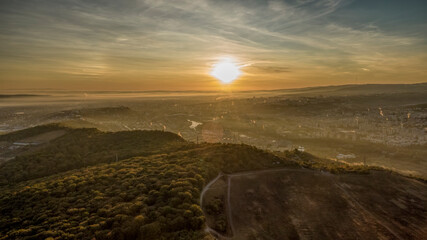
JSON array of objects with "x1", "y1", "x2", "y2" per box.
[
  {"x1": 19, "y1": 130, "x2": 67, "y2": 143},
  {"x1": 0, "y1": 130, "x2": 67, "y2": 164},
  {"x1": 203, "y1": 169, "x2": 427, "y2": 240}
]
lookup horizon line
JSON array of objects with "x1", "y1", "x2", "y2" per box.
[{"x1": 1, "y1": 82, "x2": 426, "y2": 94}]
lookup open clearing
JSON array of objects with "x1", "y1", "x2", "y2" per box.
[{"x1": 202, "y1": 169, "x2": 427, "y2": 240}]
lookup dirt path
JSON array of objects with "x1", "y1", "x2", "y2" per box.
[
  {"x1": 200, "y1": 172, "x2": 223, "y2": 205},
  {"x1": 226, "y1": 175, "x2": 234, "y2": 237},
  {"x1": 200, "y1": 172, "x2": 230, "y2": 239},
  {"x1": 200, "y1": 167, "x2": 307, "y2": 239},
  {"x1": 202, "y1": 168, "x2": 425, "y2": 239}
]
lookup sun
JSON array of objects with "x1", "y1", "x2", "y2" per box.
[{"x1": 210, "y1": 58, "x2": 241, "y2": 84}]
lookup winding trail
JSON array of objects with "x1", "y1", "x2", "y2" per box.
[
  {"x1": 199, "y1": 172, "x2": 228, "y2": 239},
  {"x1": 199, "y1": 172, "x2": 223, "y2": 205},
  {"x1": 201, "y1": 167, "x2": 420, "y2": 240},
  {"x1": 200, "y1": 167, "x2": 307, "y2": 239}
]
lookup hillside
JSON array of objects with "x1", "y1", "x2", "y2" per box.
[
  {"x1": 272, "y1": 82, "x2": 427, "y2": 97},
  {"x1": 0, "y1": 128, "x2": 288, "y2": 239},
  {"x1": 0, "y1": 124, "x2": 68, "y2": 143},
  {"x1": 42, "y1": 106, "x2": 135, "y2": 121},
  {"x1": 0, "y1": 125, "x2": 187, "y2": 185},
  {"x1": 0, "y1": 125, "x2": 425, "y2": 239},
  {"x1": 202, "y1": 169, "x2": 426, "y2": 239}
]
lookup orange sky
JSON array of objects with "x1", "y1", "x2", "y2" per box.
[{"x1": 1, "y1": 0, "x2": 426, "y2": 91}]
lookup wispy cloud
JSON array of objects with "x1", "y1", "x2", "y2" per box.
[{"x1": 0, "y1": 0, "x2": 426, "y2": 90}]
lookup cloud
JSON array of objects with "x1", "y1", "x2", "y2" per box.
[
  {"x1": 0, "y1": 0, "x2": 426, "y2": 90},
  {"x1": 249, "y1": 65, "x2": 291, "y2": 73}
]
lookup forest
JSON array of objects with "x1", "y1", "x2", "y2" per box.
[
  {"x1": 0, "y1": 124, "x2": 188, "y2": 185},
  {"x1": 0, "y1": 125, "x2": 293, "y2": 239}
]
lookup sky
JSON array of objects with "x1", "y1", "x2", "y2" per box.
[{"x1": 0, "y1": 0, "x2": 426, "y2": 91}]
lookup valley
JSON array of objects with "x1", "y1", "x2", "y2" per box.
[{"x1": 0, "y1": 84, "x2": 426, "y2": 239}]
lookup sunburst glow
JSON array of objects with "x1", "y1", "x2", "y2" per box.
[{"x1": 210, "y1": 58, "x2": 241, "y2": 84}]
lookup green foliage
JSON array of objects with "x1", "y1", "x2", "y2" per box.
[
  {"x1": 205, "y1": 197, "x2": 223, "y2": 215},
  {"x1": 205, "y1": 196, "x2": 228, "y2": 233},
  {"x1": 0, "y1": 127, "x2": 188, "y2": 185},
  {"x1": 0, "y1": 128, "x2": 288, "y2": 239}
]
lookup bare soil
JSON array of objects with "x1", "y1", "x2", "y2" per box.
[{"x1": 203, "y1": 169, "x2": 427, "y2": 240}]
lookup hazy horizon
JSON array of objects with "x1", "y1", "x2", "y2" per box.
[{"x1": 2, "y1": 81, "x2": 427, "y2": 95}]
